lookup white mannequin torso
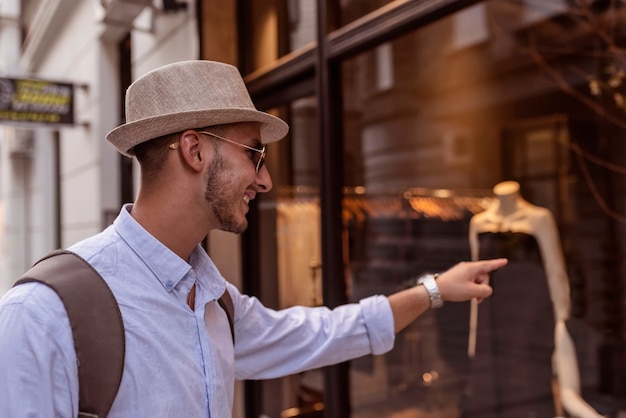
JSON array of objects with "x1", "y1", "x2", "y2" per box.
[{"x1": 467, "y1": 181, "x2": 602, "y2": 418}]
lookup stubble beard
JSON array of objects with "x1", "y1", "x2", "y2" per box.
[{"x1": 204, "y1": 155, "x2": 248, "y2": 235}]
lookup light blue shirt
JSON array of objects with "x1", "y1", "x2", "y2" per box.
[{"x1": 0, "y1": 204, "x2": 394, "y2": 417}]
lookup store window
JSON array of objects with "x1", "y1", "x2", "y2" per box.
[
  {"x1": 239, "y1": 0, "x2": 317, "y2": 74},
  {"x1": 341, "y1": 1, "x2": 626, "y2": 417},
  {"x1": 248, "y1": 97, "x2": 323, "y2": 418},
  {"x1": 242, "y1": 0, "x2": 626, "y2": 417}
]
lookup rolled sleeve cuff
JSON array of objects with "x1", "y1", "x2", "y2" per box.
[{"x1": 359, "y1": 295, "x2": 395, "y2": 355}]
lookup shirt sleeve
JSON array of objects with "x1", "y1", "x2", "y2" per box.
[
  {"x1": 0, "y1": 283, "x2": 78, "y2": 417},
  {"x1": 231, "y1": 284, "x2": 395, "y2": 380}
]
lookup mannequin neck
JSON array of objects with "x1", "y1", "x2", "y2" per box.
[
  {"x1": 492, "y1": 181, "x2": 522, "y2": 217},
  {"x1": 496, "y1": 191, "x2": 521, "y2": 217}
]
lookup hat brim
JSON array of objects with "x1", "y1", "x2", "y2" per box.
[{"x1": 106, "y1": 108, "x2": 289, "y2": 157}]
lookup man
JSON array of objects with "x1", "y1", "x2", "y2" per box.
[{"x1": 0, "y1": 60, "x2": 506, "y2": 417}]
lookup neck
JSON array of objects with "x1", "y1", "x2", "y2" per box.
[
  {"x1": 496, "y1": 192, "x2": 519, "y2": 217},
  {"x1": 131, "y1": 189, "x2": 211, "y2": 262},
  {"x1": 492, "y1": 181, "x2": 521, "y2": 217}
]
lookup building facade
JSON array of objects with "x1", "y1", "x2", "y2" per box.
[{"x1": 1, "y1": 0, "x2": 625, "y2": 417}]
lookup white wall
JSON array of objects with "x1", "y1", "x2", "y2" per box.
[
  {"x1": 37, "y1": 0, "x2": 117, "y2": 246},
  {"x1": 0, "y1": 0, "x2": 120, "y2": 290},
  {"x1": 0, "y1": 0, "x2": 19, "y2": 292},
  {"x1": 133, "y1": 3, "x2": 199, "y2": 79}
]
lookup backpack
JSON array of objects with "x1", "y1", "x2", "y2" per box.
[{"x1": 13, "y1": 249, "x2": 234, "y2": 418}]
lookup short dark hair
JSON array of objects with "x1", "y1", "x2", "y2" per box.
[{"x1": 134, "y1": 131, "x2": 180, "y2": 178}]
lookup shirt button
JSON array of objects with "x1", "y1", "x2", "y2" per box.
[{"x1": 165, "y1": 280, "x2": 174, "y2": 290}]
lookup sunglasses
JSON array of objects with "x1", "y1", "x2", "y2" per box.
[{"x1": 169, "y1": 131, "x2": 267, "y2": 173}]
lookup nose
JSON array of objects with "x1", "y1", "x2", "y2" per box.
[{"x1": 255, "y1": 164, "x2": 273, "y2": 193}]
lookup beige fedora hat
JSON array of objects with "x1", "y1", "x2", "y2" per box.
[{"x1": 106, "y1": 60, "x2": 289, "y2": 157}]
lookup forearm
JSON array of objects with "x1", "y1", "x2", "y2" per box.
[
  {"x1": 555, "y1": 320, "x2": 603, "y2": 417},
  {"x1": 386, "y1": 258, "x2": 507, "y2": 334},
  {"x1": 234, "y1": 295, "x2": 395, "y2": 379},
  {"x1": 387, "y1": 285, "x2": 430, "y2": 333},
  {"x1": 560, "y1": 390, "x2": 604, "y2": 418}
]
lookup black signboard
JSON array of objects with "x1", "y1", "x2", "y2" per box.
[{"x1": 0, "y1": 77, "x2": 74, "y2": 126}]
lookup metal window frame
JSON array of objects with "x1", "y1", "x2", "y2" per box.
[{"x1": 239, "y1": 1, "x2": 480, "y2": 417}]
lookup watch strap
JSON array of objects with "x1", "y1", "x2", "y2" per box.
[{"x1": 418, "y1": 273, "x2": 443, "y2": 309}]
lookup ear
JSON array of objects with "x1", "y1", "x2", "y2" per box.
[{"x1": 177, "y1": 130, "x2": 207, "y2": 173}]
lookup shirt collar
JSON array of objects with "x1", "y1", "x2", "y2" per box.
[{"x1": 113, "y1": 204, "x2": 226, "y2": 299}]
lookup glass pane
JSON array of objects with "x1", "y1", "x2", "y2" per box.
[
  {"x1": 342, "y1": 1, "x2": 626, "y2": 417},
  {"x1": 242, "y1": 0, "x2": 317, "y2": 73},
  {"x1": 256, "y1": 97, "x2": 323, "y2": 418}
]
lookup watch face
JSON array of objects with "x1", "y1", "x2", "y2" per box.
[
  {"x1": 0, "y1": 78, "x2": 14, "y2": 110},
  {"x1": 416, "y1": 273, "x2": 436, "y2": 285},
  {"x1": 420, "y1": 274, "x2": 443, "y2": 308}
]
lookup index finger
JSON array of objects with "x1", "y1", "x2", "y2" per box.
[{"x1": 474, "y1": 258, "x2": 508, "y2": 273}]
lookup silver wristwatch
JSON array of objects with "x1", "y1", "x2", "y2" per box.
[{"x1": 417, "y1": 273, "x2": 443, "y2": 309}]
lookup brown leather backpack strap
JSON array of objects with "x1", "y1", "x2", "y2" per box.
[
  {"x1": 14, "y1": 249, "x2": 125, "y2": 418},
  {"x1": 217, "y1": 289, "x2": 235, "y2": 344}
]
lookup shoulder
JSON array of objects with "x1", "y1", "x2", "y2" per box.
[
  {"x1": 0, "y1": 281, "x2": 71, "y2": 340},
  {"x1": 68, "y1": 229, "x2": 130, "y2": 277},
  {"x1": 520, "y1": 205, "x2": 561, "y2": 248},
  {"x1": 224, "y1": 281, "x2": 249, "y2": 313},
  {"x1": 471, "y1": 207, "x2": 492, "y2": 222},
  {"x1": 524, "y1": 204, "x2": 556, "y2": 227},
  {"x1": 3, "y1": 281, "x2": 65, "y2": 311},
  {"x1": 469, "y1": 208, "x2": 497, "y2": 232}
]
